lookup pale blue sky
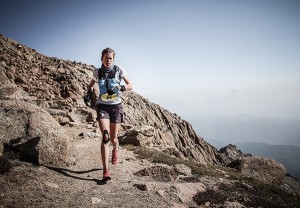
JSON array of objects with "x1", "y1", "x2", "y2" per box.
[{"x1": 1, "y1": 0, "x2": 300, "y2": 120}]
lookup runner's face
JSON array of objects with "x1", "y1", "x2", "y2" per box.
[{"x1": 102, "y1": 53, "x2": 114, "y2": 68}]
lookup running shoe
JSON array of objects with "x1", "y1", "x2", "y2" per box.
[
  {"x1": 103, "y1": 169, "x2": 111, "y2": 181},
  {"x1": 112, "y1": 150, "x2": 118, "y2": 164}
]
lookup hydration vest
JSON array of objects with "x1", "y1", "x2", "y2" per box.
[{"x1": 98, "y1": 65, "x2": 121, "y2": 102}]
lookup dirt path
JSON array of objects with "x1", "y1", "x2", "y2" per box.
[
  {"x1": 74, "y1": 137, "x2": 180, "y2": 207},
  {"x1": 45, "y1": 136, "x2": 173, "y2": 208},
  {"x1": 0, "y1": 124, "x2": 189, "y2": 207}
]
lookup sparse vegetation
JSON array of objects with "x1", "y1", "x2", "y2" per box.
[
  {"x1": 126, "y1": 145, "x2": 227, "y2": 177},
  {"x1": 192, "y1": 180, "x2": 300, "y2": 208},
  {"x1": 192, "y1": 188, "x2": 227, "y2": 206},
  {"x1": 126, "y1": 145, "x2": 300, "y2": 208}
]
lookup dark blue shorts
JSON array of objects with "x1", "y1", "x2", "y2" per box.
[{"x1": 96, "y1": 104, "x2": 124, "y2": 123}]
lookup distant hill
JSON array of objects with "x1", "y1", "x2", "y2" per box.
[
  {"x1": 195, "y1": 114, "x2": 300, "y2": 179},
  {"x1": 234, "y1": 142, "x2": 300, "y2": 179},
  {"x1": 188, "y1": 113, "x2": 300, "y2": 147}
]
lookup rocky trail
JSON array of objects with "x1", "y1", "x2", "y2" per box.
[
  {"x1": 1, "y1": 122, "x2": 208, "y2": 208},
  {"x1": 2, "y1": 121, "x2": 300, "y2": 208}
]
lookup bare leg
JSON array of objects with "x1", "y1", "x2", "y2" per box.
[
  {"x1": 110, "y1": 122, "x2": 120, "y2": 151},
  {"x1": 99, "y1": 119, "x2": 110, "y2": 171}
]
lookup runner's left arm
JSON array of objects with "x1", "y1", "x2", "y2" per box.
[{"x1": 121, "y1": 75, "x2": 132, "y2": 91}]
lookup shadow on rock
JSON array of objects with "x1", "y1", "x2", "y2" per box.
[{"x1": 3, "y1": 136, "x2": 40, "y2": 164}]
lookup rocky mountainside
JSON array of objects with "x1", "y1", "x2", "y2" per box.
[
  {"x1": 1, "y1": 34, "x2": 300, "y2": 207},
  {"x1": 0, "y1": 33, "x2": 223, "y2": 166}
]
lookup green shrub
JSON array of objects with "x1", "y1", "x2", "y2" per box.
[{"x1": 193, "y1": 189, "x2": 227, "y2": 205}]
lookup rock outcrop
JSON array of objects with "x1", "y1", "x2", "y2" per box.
[
  {"x1": 219, "y1": 144, "x2": 251, "y2": 164},
  {"x1": 0, "y1": 34, "x2": 93, "y2": 109},
  {"x1": 219, "y1": 144, "x2": 287, "y2": 184},
  {"x1": 228, "y1": 156, "x2": 287, "y2": 184},
  {"x1": 121, "y1": 92, "x2": 221, "y2": 165}
]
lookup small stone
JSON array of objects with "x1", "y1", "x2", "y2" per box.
[
  {"x1": 156, "y1": 190, "x2": 165, "y2": 197},
  {"x1": 133, "y1": 183, "x2": 151, "y2": 191},
  {"x1": 91, "y1": 197, "x2": 102, "y2": 204},
  {"x1": 44, "y1": 181, "x2": 59, "y2": 189}
]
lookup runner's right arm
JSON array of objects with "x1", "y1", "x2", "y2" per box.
[{"x1": 87, "y1": 79, "x2": 96, "y2": 91}]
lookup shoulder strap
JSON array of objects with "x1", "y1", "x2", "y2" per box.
[
  {"x1": 98, "y1": 65, "x2": 119, "y2": 79},
  {"x1": 98, "y1": 68, "x2": 105, "y2": 80}
]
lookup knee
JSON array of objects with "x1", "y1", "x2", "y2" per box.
[
  {"x1": 110, "y1": 137, "x2": 118, "y2": 143},
  {"x1": 102, "y1": 130, "x2": 110, "y2": 144}
]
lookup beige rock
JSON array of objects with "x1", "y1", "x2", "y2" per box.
[{"x1": 0, "y1": 100, "x2": 70, "y2": 166}]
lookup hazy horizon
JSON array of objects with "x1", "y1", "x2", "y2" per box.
[{"x1": 1, "y1": 0, "x2": 300, "y2": 121}]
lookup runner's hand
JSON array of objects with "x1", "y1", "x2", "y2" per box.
[
  {"x1": 108, "y1": 85, "x2": 125, "y2": 94},
  {"x1": 84, "y1": 89, "x2": 93, "y2": 102},
  {"x1": 119, "y1": 85, "x2": 126, "y2": 92}
]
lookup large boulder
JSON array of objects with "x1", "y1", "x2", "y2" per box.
[
  {"x1": 0, "y1": 100, "x2": 71, "y2": 166},
  {"x1": 219, "y1": 144, "x2": 251, "y2": 164}
]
